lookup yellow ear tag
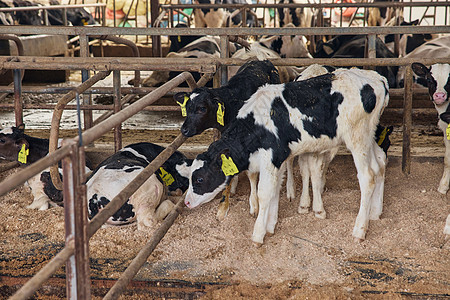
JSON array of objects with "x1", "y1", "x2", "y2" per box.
[
  {"x1": 221, "y1": 154, "x2": 239, "y2": 176},
  {"x1": 176, "y1": 95, "x2": 189, "y2": 117},
  {"x1": 446, "y1": 124, "x2": 450, "y2": 140},
  {"x1": 178, "y1": 35, "x2": 181, "y2": 43},
  {"x1": 159, "y1": 167, "x2": 175, "y2": 186},
  {"x1": 217, "y1": 103, "x2": 225, "y2": 126},
  {"x1": 18, "y1": 144, "x2": 29, "y2": 164},
  {"x1": 377, "y1": 128, "x2": 388, "y2": 146}
]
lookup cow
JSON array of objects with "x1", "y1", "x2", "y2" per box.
[
  {"x1": 86, "y1": 142, "x2": 191, "y2": 229},
  {"x1": 397, "y1": 35, "x2": 450, "y2": 88},
  {"x1": 314, "y1": 34, "x2": 399, "y2": 88},
  {"x1": 11, "y1": 0, "x2": 43, "y2": 25},
  {"x1": 367, "y1": 0, "x2": 402, "y2": 27},
  {"x1": 177, "y1": 68, "x2": 389, "y2": 245},
  {"x1": 284, "y1": 64, "x2": 393, "y2": 219},
  {"x1": 277, "y1": 0, "x2": 314, "y2": 28},
  {"x1": 46, "y1": 0, "x2": 97, "y2": 26},
  {"x1": 174, "y1": 59, "x2": 281, "y2": 219},
  {"x1": 413, "y1": 63, "x2": 450, "y2": 195},
  {"x1": 193, "y1": 0, "x2": 256, "y2": 28},
  {"x1": 168, "y1": 23, "x2": 203, "y2": 54},
  {"x1": 140, "y1": 35, "x2": 241, "y2": 87},
  {"x1": 0, "y1": 125, "x2": 91, "y2": 210}
]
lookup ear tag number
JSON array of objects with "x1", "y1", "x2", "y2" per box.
[
  {"x1": 377, "y1": 128, "x2": 388, "y2": 146},
  {"x1": 221, "y1": 154, "x2": 239, "y2": 176},
  {"x1": 446, "y1": 124, "x2": 450, "y2": 140},
  {"x1": 159, "y1": 167, "x2": 175, "y2": 186},
  {"x1": 176, "y1": 95, "x2": 189, "y2": 117},
  {"x1": 217, "y1": 103, "x2": 225, "y2": 126},
  {"x1": 18, "y1": 144, "x2": 29, "y2": 164}
]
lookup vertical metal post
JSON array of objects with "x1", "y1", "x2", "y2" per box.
[
  {"x1": 113, "y1": 70, "x2": 122, "y2": 152},
  {"x1": 13, "y1": 68, "x2": 23, "y2": 126},
  {"x1": 367, "y1": 33, "x2": 376, "y2": 60},
  {"x1": 402, "y1": 65, "x2": 413, "y2": 175},
  {"x1": 63, "y1": 142, "x2": 91, "y2": 299},
  {"x1": 219, "y1": 35, "x2": 229, "y2": 86},
  {"x1": 63, "y1": 8, "x2": 68, "y2": 26},
  {"x1": 151, "y1": 0, "x2": 161, "y2": 57},
  {"x1": 79, "y1": 34, "x2": 93, "y2": 130}
]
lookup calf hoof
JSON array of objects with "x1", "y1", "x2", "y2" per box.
[
  {"x1": 352, "y1": 228, "x2": 367, "y2": 241},
  {"x1": 314, "y1": 210, "x2": 327, "y2": 219},
  {"x1": 216, "y1": 206, "x2": 229, "y2": 221},
  {"x1": 438, "y1": 186, "x2": 448, "y2": 195},
  {"x1": 298, "y1": 206, "x2": 309, "y2": 214},
  {"x1": 353, "y1": 237, "x2": 365, "y2": 243},
  {"x1": 252, "y1": 241, "x2": 263, "y2": 248}
]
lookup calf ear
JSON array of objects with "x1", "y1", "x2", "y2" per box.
[
  {"x1": 175, "y1": 162, "x2": 191, "y2": 178},
  {"x1": 173, "y1": 92, "x2": 188, "y2": 104},
  {"x1": 16, "y1": 124, "x2": 25, "y2": 132},
  {"x1": 411, "y1": 63, "x2": 429, "y2": 77}
]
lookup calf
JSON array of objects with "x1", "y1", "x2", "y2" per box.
[
  {"x1": 413, "y1": 63, "x2": 450, "y2": 195},
  {"x1": 314, "y1": 35, "x2": 398, "y2": 88},
  {"x1": 87, "y1": 142, "x2": 191, "y2": 229},
  {"x1": 286, "y1": 64, "x2": 392, "y2": 219},
  {"x1": 141, "y1": 36, "x2": 241, "y2": 87},
  {"x1": 178, "y1": 68, "x2": 389, "y2": 245},
  {"x1": 278, "y1": 0, "x2": 314, "y2": 28},
  {"x1": 0, "y1": 125, "x2": 91, "y2": 210},
  {"x1": 174, "y1": 59, "x2": 281, "y2": 219},
  {"x1": 398, "y1": 36, "x2": 450, "y2": 88},
  {"x1": 367, "y1": 0, "x2": 402, "y2": 27},
  {"x1": 193, "y1": 0, "x2": 255, "y2": 28}
]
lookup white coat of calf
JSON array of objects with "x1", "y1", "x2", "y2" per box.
[
  {"x1": 87, "y1": 142, "x2": 190, "y2": 229},
  {"x1": 412, "y1": 63, "x2": 450, "y2": 194},
  {"x1": 444, "y1": 214, "x2": 450, "y2": 235},
  {"x1": 178, "y1": 68, "x2": 389, "y2": 245}
]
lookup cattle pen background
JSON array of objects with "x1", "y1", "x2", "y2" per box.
[{"x1": 0, "y1": 0, "x2": 450, "y2": 299}]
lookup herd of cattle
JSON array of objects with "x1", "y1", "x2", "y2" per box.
[
  {"x1": 0, "y1": 0, "x2": 449, "y2": 244},
  {"x1": 1, "y1": 57, "x2": 450, "y2": 245}
]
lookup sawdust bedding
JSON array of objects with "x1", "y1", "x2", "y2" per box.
[{"x1": 1, "y1": 149, "x2": 449, "y2": 298}]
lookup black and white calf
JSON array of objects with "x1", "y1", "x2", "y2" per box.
[
  {"x1": 0, "y1": 125, "x2": 91, "y2": 210},
  {"x1": 412, "y1": 63, "x2": 450, "y2": 194},
  {"x1": 174, "y1": 59, "x2": 281, "y2": 219},
  {"x1": 178, "y1": 68, "x2": 389, "y2": 245},
  {"x1": 141, "y1": 36, "x2": 241, "y2": 87},
  {"x1": 87, "y1": 142, "x2": 191, "y2": 229}
]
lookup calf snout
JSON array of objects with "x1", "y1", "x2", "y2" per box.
[{"x1": 433, "y1": 92, "x2": 448, "y2": 105}]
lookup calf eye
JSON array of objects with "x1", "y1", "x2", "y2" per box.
[
  {"x1": 196, "y1": 177, "x2": 204, "y2": 183},
  {"x1": 0, "y1": 138, "x2": 5, "y2": 143},
  {"x1": 197, "y1": 107, "x2": 206, "y2": 113}
]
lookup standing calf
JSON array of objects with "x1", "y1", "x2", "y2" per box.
[{"x1": 178, "y1": 68, "x2": 389, "y2": 245}]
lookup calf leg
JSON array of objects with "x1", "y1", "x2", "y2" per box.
[
  {"x1": 298, "y1": 155, "x2": 311, "y2": 214},
  {"x1": 438, "y1": 138, "x2": 450, "y2": 194},
  {"x1": 285, "y1": 157, "x2": 296, "y2": 201},
  {"x1": 216, "y1": 183, "x2": 232, "y2": 221},
  {"x1": 266, "y1": 164, "x2": 286, "y2": 234},
  {"x1": 252, "y1": 165, "x2": 279, "y2": 245},
  {"x1": 369, "y1": 143, "x2": 386, "y2": 220},
  {"x1": 351, "y1": 149, "x2": 377, "y2": 241},
  {"x1": 26, "y1": 174, "x2": 54, "y2": 210},
  {"x1": 247, "y1": 171, "x2": 259, "y2": 216},
  {"x1": 310, "y1": 154, "x2": 326, "y2": 219}
]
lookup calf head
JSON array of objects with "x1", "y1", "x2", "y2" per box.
[
  {"x1": 174, "y1": 88, "x2": 225, "y2": 137},
  {"x1": 177, "y1": 151, "x2": 232, "y2": 208},
  {"x1": 0, "y1": 124, "x2": 28, "y2": 162},
  {"x1": 412, "y1": 63, "x2": 450, "y2": 106}
]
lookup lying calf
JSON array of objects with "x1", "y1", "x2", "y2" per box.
[
  {"x1": 87, "y1": 142, "x2": 191, "y2": 229},
  {"x1": 0, "y1": 125, "x2": 91, "y2": 210}
]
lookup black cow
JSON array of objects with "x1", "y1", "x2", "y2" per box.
[{"x1": 314, "y1": 35, "x2": 399, "y2": 88}]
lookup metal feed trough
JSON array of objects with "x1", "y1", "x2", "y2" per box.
[{"x1": 0, "y1": 23, "x2": 449, "y2": 299}]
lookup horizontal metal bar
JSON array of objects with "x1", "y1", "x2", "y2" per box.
[
  {"x1": 162, "y1": 1, "x2": 450, "y2": 9},
  {"x1": 0, "y1": 3, "x2": 105, "y2": 12},
  {"x1": 0, "y1": 86, "x2": 191, "y2": 95},
  {"x1": 0, "y1": 25, "x2": 448, "y2": 37},
  {"x1": 0, "y1": 103, "x2": 181, "y2": 111},
  {"x1": 0, "y1": 56, "x2": 217, "y2": 72}
]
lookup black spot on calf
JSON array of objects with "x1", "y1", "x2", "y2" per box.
[{"x1": 360, "y1": 84, "x2": 377, "y2": 113}]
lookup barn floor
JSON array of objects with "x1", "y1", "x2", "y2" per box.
[{"x1": 0, "y1": 128, "x2": 449, "y2": 299}]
